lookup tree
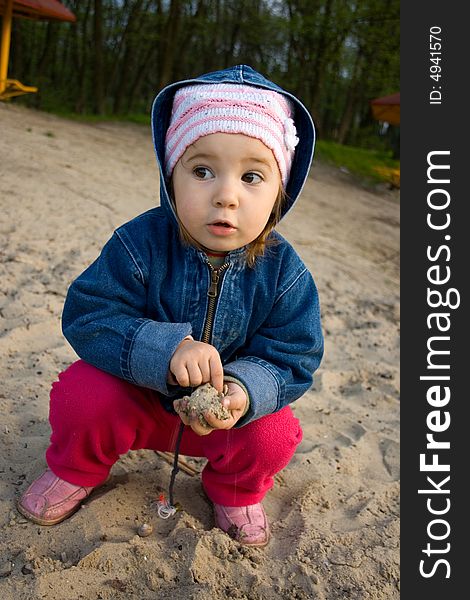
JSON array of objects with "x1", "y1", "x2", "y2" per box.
[
  {"x1": 93, "y1": 0, "x2": 105, "y2": 114},
  {"x1": 9, "y1": 0, "x2": 399, "y2": 152}
]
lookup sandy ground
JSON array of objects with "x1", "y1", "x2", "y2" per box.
[{"x1": 0, "y1": 103, "x2": 399, "y2": 600}]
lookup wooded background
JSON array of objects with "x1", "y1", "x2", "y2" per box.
[{"x1": 9, "y1": 0, "x2": 399, "y2": 148}]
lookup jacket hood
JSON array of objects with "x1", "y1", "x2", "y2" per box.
[{"x1": 150, "y1": 64, "x2": 315, "y2": 226}]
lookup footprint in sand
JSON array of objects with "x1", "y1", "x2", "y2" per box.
[
  {"x1": 379, "y1": 438, "x2": 399, "y2": 480},
  {"x1": 334, "y1": 422, "x2": 367, "y2": 448}
]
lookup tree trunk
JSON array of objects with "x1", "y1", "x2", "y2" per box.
[
  {"x1": 309, "y1": 0, "x2": 332, "y2": 114},
  {"x1": 224, "y1": 1, "x2": 244, "y2": 69},
  {"x1": 336, "y1": 48, "x2": 363, "y2": 144},
  {"x1": 158, "y1": 0, "x2": 182, "y2": 90},
  {"x1": 93, "y1": 0, "x2": 105, "y2": 114},
  {"x1": 113, "y1": 0, "x2": 147, "y2": 114},
  {"x1": 108, "y1": 0, "x2": 133, "y2": 110},
  {"x1": 74, "y1": 0, "x2": 92, "y2": 113},
  {"x1": 11, "y1": 21, "x2": 23, "y2": 79},
  {"x1": 36, "y1": 21, "x2": 57, "y2": 78},
  {"x1": 126, "y1": 41, "x2": 158, "y2": 113}
]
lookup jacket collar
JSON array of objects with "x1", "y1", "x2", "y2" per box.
[{"x1": 185, "y1": 242, "x2": 246, "y2": 266}]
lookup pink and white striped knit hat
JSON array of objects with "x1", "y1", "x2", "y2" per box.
[{"x1": 164, "y1": 83, "x2": 299, "y2": 186}]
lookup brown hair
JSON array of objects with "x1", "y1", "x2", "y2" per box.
[{"x1": 173, "y1": 187, "x2": 286, "y2": 268}]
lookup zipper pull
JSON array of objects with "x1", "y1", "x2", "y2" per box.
[{"x1": 208, "y1": 269, "x2": 220, "y2": 298}]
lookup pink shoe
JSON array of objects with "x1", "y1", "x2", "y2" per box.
[
  {"x1": 17, "y1": 469, "x2": 95, "y2": 526},
  {"x1": 214, "y1": 502, "x2": 270, "y2": 547}
]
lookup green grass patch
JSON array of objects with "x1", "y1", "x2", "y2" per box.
[
  {"x1": 315, "y1": 140, "x2": 399, "y2": 185},
  {"x1": 41, "y1": 109, "x2": 151, "y2": 127}
]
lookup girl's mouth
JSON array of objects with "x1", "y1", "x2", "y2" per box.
[{"x1": 208, "y1": 221, "x2": 237, "y2": 236}]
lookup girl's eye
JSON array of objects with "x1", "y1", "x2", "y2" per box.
[
  {"x1": 193, "y1": 167, "x2": 213, "y2": 179},
  {"x1": 242, "y1": 172, "x2": 263, "y2": 184}
]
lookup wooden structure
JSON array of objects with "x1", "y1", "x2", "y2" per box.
[
  {"x1": 0, "y1": 0, "x2": 76, "y2": 100},
  {"x1": 370, "y1": 92, "x2": 400, "y2": 187},
  {"x1": 370, "y1": 92, "x2": 400, "y2": 126}
]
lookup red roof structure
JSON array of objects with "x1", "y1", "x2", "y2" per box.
[
  {"x1": 0, "y1": 0, "x2": 75, "y2": 21},
  {"x1": 1, "y1": 0, "x2": 76, "y2": 99},
  {"x1": 370, "y1": 92, "x2": 400, "y2": 126}
]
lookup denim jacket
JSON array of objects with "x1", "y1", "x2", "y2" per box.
[{"x1": 62, "y1": 65, "x2": 324, "y2": 426}]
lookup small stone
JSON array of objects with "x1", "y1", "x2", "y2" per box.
[
  {"x1": 137, "y1": 523, "x2": 153, "y2": 537},
  {"x1": 249, "y1": 553, "x2": 262, "y2": 564},
  {"x1": 22, "y1": 563, "x2": 34, "y2": 575},
  {"x1": 0, "y1": 561, "x2": 13, "y2": 577}
]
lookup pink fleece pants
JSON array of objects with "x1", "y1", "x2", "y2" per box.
[{"x1": 45, "y1": 361, "x2": 302, "y2": 506}]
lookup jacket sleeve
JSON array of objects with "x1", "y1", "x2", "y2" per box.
[
  {"x1": 223, "y1": 267, "x2": 323, "y2": 426},
  {"x1": 61, "y1": 231, "x2": 192, "y2": 394}
]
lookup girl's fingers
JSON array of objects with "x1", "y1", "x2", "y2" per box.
[
  {"x1": 198, "y1": 357, "x2": 212, "y2": 387},
  {"x1": 170, "y1": 359, "x2": 191, "y2": 387},
  {"x1": 185, "y1": 361, "x2": 204, "y2": 387},
  {"x1": 209, "y1": 354, "x2": 224, "y2": 392}
]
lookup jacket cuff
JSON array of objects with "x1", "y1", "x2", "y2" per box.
[
  {"x1": 223, "y1": 358, "x2": 281, "y2": 426},
  {"x1": 123, "y1": 319, "x2": 192, "y2": 394}
]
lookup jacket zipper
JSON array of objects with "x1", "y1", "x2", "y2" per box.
[{"x1": 201, "y1": 262, "x2": 230, "y2": 344}]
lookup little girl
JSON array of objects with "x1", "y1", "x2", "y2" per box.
[{"x1": 18, "y1": 64, "x2": 323, "y2": 547}]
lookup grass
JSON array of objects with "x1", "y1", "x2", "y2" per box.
[
  {"x1": 315, "y1": 140, "x2": 400, "y2": 187},
  {"x1": 48, "y1": 110, "x2": 151, "y2": 126}
]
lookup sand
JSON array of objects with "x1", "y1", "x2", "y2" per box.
[
  {"x1": 177, "y1": 384, "x2": 231, "y2": 427},
  {"x1": 0, "y1": 102, "x2": 399, "y2": 599}
]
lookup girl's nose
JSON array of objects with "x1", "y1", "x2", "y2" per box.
[{"x1": 212, "y1": 182, "x2": 239, "y2": 208}]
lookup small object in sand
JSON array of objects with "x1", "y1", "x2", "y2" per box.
[
  {"x1": 156, "y1": 494, "x2": 179, "y2": 519},
  {"x1": 21, "y1": 563, "x2": 34, "y2": 575},
  {"x1": 137, "y1": 523, "x2": 153, "y2": 537},
  {"x1": 0, "y1": 561, "x2": 13, "y2": 578},
  {"x1": 177, "y1": 383, "x2": 230, "y2": 427}
]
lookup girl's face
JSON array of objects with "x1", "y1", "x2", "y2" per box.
[{"x1": 172, "y1": 133, "x2": 281, "y2": 253}]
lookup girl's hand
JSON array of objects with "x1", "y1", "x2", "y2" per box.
[
  {"x1": 168, "y1": 338, "x2": 224, "y2": 392},
  {"x1": 173, "y1": 381, "x2": 248, "y2": 436}
]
